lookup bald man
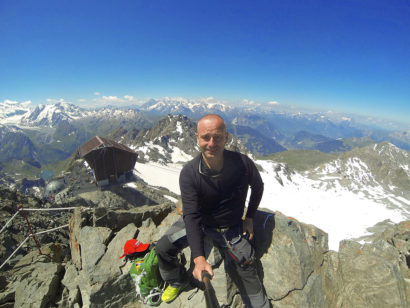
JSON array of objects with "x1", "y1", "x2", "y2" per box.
[{"x1": 156, "y1": 114, "x2": 269, "y2": 307}]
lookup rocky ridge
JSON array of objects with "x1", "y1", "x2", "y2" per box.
[
  {"x1": 308, "y1": 142, "x2": 410, "y2": 210},
  {"x1": 118, "y1": 115, "x2": 248, "y2": 164},
  {"x1": 0, "y1": 172, "x2": 176, "y2": 271},
  {"x1": 0, "y1": 185, "x2": 409, "y2": 307},
  {"x1": 0, "y1": 125, "x2": 37, "y2": 164}
]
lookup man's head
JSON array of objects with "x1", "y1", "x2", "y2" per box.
[{"x1": 196, "y1": 114, "x2": 229, "y2": 160}]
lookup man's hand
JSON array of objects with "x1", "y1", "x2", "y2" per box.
[
  {"x1": 242, "y1": 217, "x2": 254, "y2": 240},
  {"x1": 193, "y1": 256, "x2": 213, "y2": 281}
]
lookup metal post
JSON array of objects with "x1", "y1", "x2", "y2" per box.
[{"x1": 18, "y1": 206, "x2": 42, "y2": 255}]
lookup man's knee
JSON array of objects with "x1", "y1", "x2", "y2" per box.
[{"x1": 156, "y1": 235, "x2": 177, "y2": 259}]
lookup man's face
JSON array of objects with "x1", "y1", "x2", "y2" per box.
[{"x1": 196, "y1": 117, "x2": 228, "y2": 160}]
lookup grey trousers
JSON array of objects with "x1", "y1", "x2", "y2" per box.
[{"x1": 155, "y1": 217, "x2": 270, "y2": 308}]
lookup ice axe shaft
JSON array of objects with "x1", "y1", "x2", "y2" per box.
[{"x1": 202, "y1": 271, "x2": 221, "y2": 308}]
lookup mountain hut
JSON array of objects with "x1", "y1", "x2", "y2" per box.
[{"x1": 78, "y1": 136, "x2": 138, "y2": 186}]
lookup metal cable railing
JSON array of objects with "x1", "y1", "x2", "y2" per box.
[{"x1": 0, "y1": 206, "x2": 92, "y2": 271}]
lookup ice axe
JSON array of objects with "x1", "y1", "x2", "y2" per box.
[{"x1": 201, "y1": 271, "x2": 221, "y2": 308}]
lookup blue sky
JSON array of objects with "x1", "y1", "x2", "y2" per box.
[{"x1": 1, "y1": 0, "x2": 409, "y2": 125}]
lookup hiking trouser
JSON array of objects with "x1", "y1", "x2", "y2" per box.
[
  {"x1": 155, "y1": 217, "x2": 188, "y2": 286},
  {"x1": 155, "y1": 217, "x2": 270, "y2": 308}
]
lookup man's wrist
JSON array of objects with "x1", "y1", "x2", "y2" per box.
[{"x1": 194, "y1": 256, "x2": 206, "y2": 264}]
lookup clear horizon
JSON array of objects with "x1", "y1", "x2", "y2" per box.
[{"x1": 1, "y1": 1, "x2": 409, "y2": 125}]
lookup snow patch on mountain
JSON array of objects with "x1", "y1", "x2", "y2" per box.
[
  {"x1": 130, "y1": 142, "x2": 168, "y2": 161},
  {"x1": 170, "y1": 146, "x2": 193, "y2": 163},
  {"x1": 176, "y1": 121, "x2": 184, "y2": 134},
  {"x1": 315, "y1": 157, "x2": 376, "y2": 186}
]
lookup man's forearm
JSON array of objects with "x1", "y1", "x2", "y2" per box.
[{"x1": 183, "y1": 212, "x2": 205, "y2": 258}]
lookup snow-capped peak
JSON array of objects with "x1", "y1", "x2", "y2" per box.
[
  {"x1": 20, "y1": 102, "x2": 89, "y2": 127},
  {"x1": 0, "y1": 100, "x2": 32, "y2": 124},
  {"x1": 140, "y1": 97, "x2": 233, "y2": 116}
]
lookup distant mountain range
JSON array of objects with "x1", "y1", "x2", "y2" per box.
[
  {"x1": 0, "y1": 102, "x2": 153, "y2": 177},
  {"x1": 0, "y1": 98, "x2": 409, "y2": 181},
  {"x1": 138, "y1": 98, "x2": 410, "y2": 153},
  {"x1": 140, "y1": 97, "x2": 234, "y2": 118}
]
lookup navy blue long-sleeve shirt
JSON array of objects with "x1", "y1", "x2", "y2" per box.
[{"x1": 180, "y1": 150, "x2": 264, "y2": 259}]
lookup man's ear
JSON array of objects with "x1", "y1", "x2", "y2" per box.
[
  {"x1": 196, "y1": 133, "x2": 200, "y2": 146},
  {"x1": 225, "y1": 132, "x2": 229, "y2": 143}
]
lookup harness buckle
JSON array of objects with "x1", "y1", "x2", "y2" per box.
[{"x1": 216, "y1": 227, "x2": 230, "y2": 233}]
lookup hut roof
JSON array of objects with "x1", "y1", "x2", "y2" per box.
[{"x1": 79, "y1": 136, "x2": 135, "y2": 157}]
